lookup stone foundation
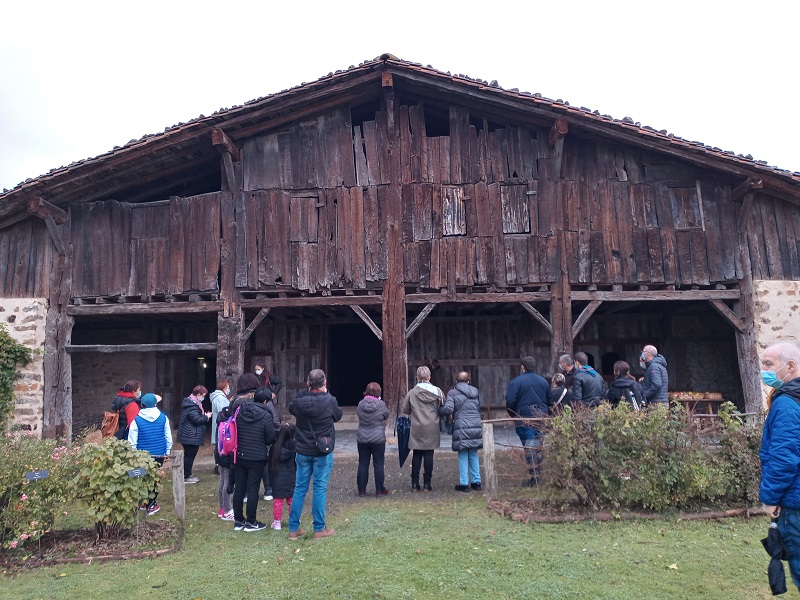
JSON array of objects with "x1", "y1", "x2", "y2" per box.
[{"x1": 1, "y1": 298, "x2": 47, "y2": 434}]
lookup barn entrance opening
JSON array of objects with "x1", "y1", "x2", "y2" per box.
[{"x1": 326, "y1": 323, "x2": 383, "y2": 407}]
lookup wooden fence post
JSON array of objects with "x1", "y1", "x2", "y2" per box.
[
  {"x1": 482, "y1": 422, "x2": 497, "y2": 505},
  {"x1": 172, "y1": 450, "x2": 185, "y2": 549}
]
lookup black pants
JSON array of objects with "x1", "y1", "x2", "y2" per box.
[
  {"x1": 261, "y1": 450, "x2": 272, "y2": 496},
  {"x1": 150, "y1": 457, "x2": 165, "y2": 507},
  {"x1": 233, "y1": 459, "x2": 266, "y2": 523},
  {"x1": 411, "y1": 449, "x2": 434, "y2": 486},
  {"x1": 182, "y1": 444, "x2": 199, "y2": 478},
  {"x1": 357, "y1": 442, "x2": 386, "y2": 494}
]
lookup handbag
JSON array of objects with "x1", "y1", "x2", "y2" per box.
[
  {"x1": 310, "y1": 424, "x2": 334, "y2": 455},
  {"x1": 101, "y1": 410, "x2": 119, "y2": 438}
]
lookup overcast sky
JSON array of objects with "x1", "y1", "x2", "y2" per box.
[{"x1": 1, "y1": 1, "x2": 797, "y2": 193}]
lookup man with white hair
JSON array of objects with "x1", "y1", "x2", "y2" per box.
[
  {"x1": 640, "y1": 344, "x2": 669, "y2": 404},
  {"x1": 401, "y1": 365, "x2": 445, "y2": 492},
  {"x1": 760, "y1": 341, "x2": 800, "y2": 592}
]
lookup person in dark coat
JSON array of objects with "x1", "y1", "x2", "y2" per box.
[
  {"x1": 255, "y1": 361, "x2": 284, "y2": 397},
  {"x1": 176, "y1": 385, "x2": 211, "y2": 484},
  {"x1": 110, "y1": 380, "x2": 142, "y2": 440},
  {"x1": 288, "y1": 369, "x2": 342, "y2": 540},
  {"x1": 760, "y1": 341, "x2": 800, "y2": 593},
  {"x1": 232, "y1": 389, "x2": 277, "y2": 532},
  {"x1": 505, "y1": 356, "x2": 549, "y2": 486},
  {"x1": 441, "y1": 371, "x2": 483, "y2": 492},
  {"x1": 606, "y1": 361, "x2": 645, "y2": 409},
  {"x1": 254, "y1": 387, "x2": 280, "y2": 502},
  {"x1": 558, "y1": 355, "x2": 577, "y2": 391},
  {"x1": 571, "y1": 351, "x2": 605, "y2": 407},
  {"x1": 641, "y1": 345, "x2": 669, "y2": 404},
  {"x1": 356, "y1": 382, "x2": 390, "y2": 496},
  {"x1": 269, "y1": 422, "x2": 297, "y2": 530},
  {"x1": 401, "y1": 366, "x2": 445, "y2": 493},
  {"x1": 547, "y1": 373, "x2": 574, "y2": 413},
  {"x1": 230, "y1": 373, "x2": 260, "y2": 413}
]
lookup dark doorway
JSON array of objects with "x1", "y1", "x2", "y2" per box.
[{"x1": 327, "y1": 324, "x2": 383, "y2": 406}]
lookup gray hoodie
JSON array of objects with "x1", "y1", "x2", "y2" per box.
[{"x1": 357, "y1": 395, "x2": 389, "y2": 444}]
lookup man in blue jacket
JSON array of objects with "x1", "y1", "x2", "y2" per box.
[
  {"x1": 505, "y1": 356, "x2": 549, "y2": 486},
  {"x1": 760, "y1": 341, "x2": 800, "y2": 591}
]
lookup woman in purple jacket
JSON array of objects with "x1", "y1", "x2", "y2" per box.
[{"x1": 356, "y1": 382, "x2": 390, "y2": 496}]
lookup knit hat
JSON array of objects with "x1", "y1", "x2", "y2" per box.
[{"x1": 141, "y1": 393, "x2": 160, "y2": 408}]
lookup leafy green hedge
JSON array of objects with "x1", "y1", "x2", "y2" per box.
[
  {"x1": 0, "y1": 323, "x2": 33, "y2": 431},
  {"x1": 540, "y1": 402, "x2": 762, "y2": 511}
]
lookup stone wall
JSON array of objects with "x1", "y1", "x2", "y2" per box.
[
  {"x1": 1, "y1": 298, "x2": 47, "y2": 434},
  {"x1": 754, "y1": 280, "x2": 800, "y2": 405},
  {"x1": 71, "y1": 352, "x2": 144, "y2": 428}
]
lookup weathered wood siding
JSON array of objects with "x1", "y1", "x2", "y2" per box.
[
  {"x1": 0, "y1": 218, "x2": 51, "y2": 298},
  {"x1": 69, "y1": 194, "x2": 221, "y2": 297}
]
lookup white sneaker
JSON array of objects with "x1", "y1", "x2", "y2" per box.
[
  {"x1": 271, "y1": 520, "x2": 281, "y2": 530},
  {"x1": 220, "y1": 510, "x2": 235, "y2": 521},
  {"x1": 264, "y1": 494, "x2": 273, "y2": 501}
]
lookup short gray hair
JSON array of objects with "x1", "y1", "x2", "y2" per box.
[
  {"x1": 559, "y1": 354, "x2": 574, "y2": 366},
  {"x1": 416, "y1": 366, "x2": 431, "y2": 382},
  {"x1": 307, "y1": 369, "x2": 326, "y2": 390},
  {"x1": 768, "y1": 342, "x2": 800, "y2": 366}
]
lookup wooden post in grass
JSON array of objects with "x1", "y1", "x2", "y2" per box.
[
  {"x1": 482, "y1": 423, "x2": 498, "y2": 505},
  {"x1": 172, "y1": 450, "x2": 185, "y2": 549}
]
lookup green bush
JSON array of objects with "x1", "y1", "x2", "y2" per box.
[
  {"x1": 0, "y1": 432, "x2": 79, "y2": 549},
  {"x1": 68, "y1": 437, "x2": 161, "y2": 540},
  {"x1": 540, "y1": 402, "x2": 762, "y2": 511},
  {"x1": 0, "y1": 324, "x2": 33, "y2": 431}
]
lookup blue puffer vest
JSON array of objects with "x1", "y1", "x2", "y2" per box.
[{"x1": 134, "y1": 413, "x2": 167, "y2": 456}]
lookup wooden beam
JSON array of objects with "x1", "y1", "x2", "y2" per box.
[
  {"x1": 221, "y1": 152, "x2": 236, "y2": 193},
  {"x1": 737, "y1": 192, "x2": 756, "y2": 234},
  {"x1": 548, "y1": 118, "x2": 569, "y2": 147},
  {"x1": 211, "y1": 128, "x2": 240, "y2": 161},
  {"x1": 351, "y1": 305, "x2": 383, "y2": 341},
  {"x1": 519, "y1": 301, "x2": 553, "y2": 336},
  {"x1": 66, "y1": 301, "x2": 223, "y2": 316},
  {"x1": 708, "y1": 299, "x2": 746, "y2": 332},
  {"x1": 405, "y1": 303, "x2": 436, "y2": 339},
  {"x1": 241, "y1": 308, "x2": 270, "y2": 346},
  {"x1": 382, "y1": 71, "x2": 393, "y2": 88},
  {"x1": 570, "y1": 290, "x2": 740, "y2": 301},
  {"x1": 66, "y1": 343, "x2": 217, "y2": 353},
  {"x1": 572, "y1": 300, "x2": 602, "y2": 339},
  {"x1": 731, "y1": 176, "x2": 764, "y2": 202},
  {"x1": 44, "y1": 216, "x2": 65, "y2": 255},
  {"x1": 27, "y1": 196, "x2": 67, "y2": 224},
  {"x1": 242, "y1": 295, "x2": 382, "y2": 309},
  {"x1": 406, "y1": 292, "x2": 551, "y2": 304}
]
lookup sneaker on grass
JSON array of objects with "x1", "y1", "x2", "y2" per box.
[
  {"x1": 146, "y1": 503, "x2": 160, "y2": 516},
  {"x1": 233, "y1": 521, "x2": 245, "y2": 531},
  {"x1": 243, "y1": 521, "x2": 267, "y2": 532},
  {"x1": 184, "y1": 476, "x2": 199, "y2": 484},
  {"x1": 271, "y1": 520, "x2": 281, "y2": 530},
  {"x1": 220, "y1": 510, "x2": 235, "y2": 521}
]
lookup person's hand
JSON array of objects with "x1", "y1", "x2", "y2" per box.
[
  {"x1": 272, "y1": 393, "x2": 277, "y2": 400},
  {"x1": 205, "y1": 411, "x2": 212, "y2": 418},
  {"x1": 763, "y1": 504, "x2": 781, "y2": 518}
]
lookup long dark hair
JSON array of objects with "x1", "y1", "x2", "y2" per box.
[{"x1": 270, "y1": 422, "x2": 296, "y2": 479}]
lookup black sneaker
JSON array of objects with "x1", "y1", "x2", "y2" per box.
[
  {"x1": 455, "y1": 484, "x2": 470, "y2": 492},
  {"x1": 243, "y1": 520, "x2": 267, "y2": 532},
  {"x1": 423, "y1": 484, "x2": 433, "y2": 493},
  {"x1": 470, "y1": 482, "x2": 482, "y2": 491},
  {"x1": 233, "y1": 521, "x2": 245, "y2": 531}
]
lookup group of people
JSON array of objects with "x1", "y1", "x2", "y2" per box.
[{"x1": 504, "y1": 346, "x2": 670, "y2": 485}]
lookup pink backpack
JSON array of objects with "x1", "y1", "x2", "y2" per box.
[{"x1": 217, "y1": 407, "x2": 241, "y2": 462}]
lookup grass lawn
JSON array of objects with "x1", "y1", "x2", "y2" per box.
[{"x1": 1, "y1": 459, "x2": 787, "y2": 600}]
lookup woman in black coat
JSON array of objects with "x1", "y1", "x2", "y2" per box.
[
  {"x1": 269, "y1": 423, "x2": 297, "y2": 530},
  {"x1": 177, "y1": 385, "x2": 211, "y2": 484}
]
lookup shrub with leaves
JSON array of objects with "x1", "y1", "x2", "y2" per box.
[
  {"x1": 0, "y1": 324, "x2": 33, "y2": 431},
  {"x1": 540, "y1": 402, "x2": 761, "y2": 511},
  {"x1": 69, "y1": 437, "x2": 161, "y2": 540},
  {"x1": 0, "y1": 432, "x2": 79, "y2": 549}
]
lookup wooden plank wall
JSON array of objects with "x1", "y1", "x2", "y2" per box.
[
  {"x1": 69, "y1": 194, "x2": 221, "y2": 297},
  {"x1": 0, "y1": 218, "x2": 50, "y2": 298},
  {"x1": 238, "y1": 102, "x2": 800, "y2": 292}
]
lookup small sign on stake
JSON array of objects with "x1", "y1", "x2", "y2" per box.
[
  {"x1": 127, "y1": 468, "x2": 147, "y2": 478},
  {"x1": 25, "y1": 470, "x2": 50, "y2": 481}
]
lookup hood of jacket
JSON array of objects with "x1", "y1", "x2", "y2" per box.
[
  {"x1": 648, "y1": 354, "x2": 668, "y2": 369},
  {"x1": 359, "y1": 396, "x2": 384, "y2": 413},
  {"x1": 578, "y1": 365, "x2": 600, "y2": 377},
  {"x1": 111, "y1": 393, "x2": 138, "y2": 411},
  {"x1": 453, "y1": 382, "x2": 479, "y2": 399},
  {"x1": 136, "y1": 407, "x2": 164, "y2": 422},
  {"x1": 610, "y1": 376, "x2": 637, "y2": 389},
  {"x1": 238, "y1": 401, "x2": 270, "y2": 423},
  {"x1": 411, "y1": 384, "x2": 443, "y2": 405},
  {"x1": 292, "y1": 390, "x2": 335, "y2": 417},
  {"x1": 775, "y1": 378, "x2": 800, "y2": 402}
]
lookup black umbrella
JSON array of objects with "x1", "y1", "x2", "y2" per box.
[
  {"x1": 761, "y1": 520, "x2": 792, "y2": 596},
  {"x1": 396, "y1": 415, "x2": 411, "y2": 468}
]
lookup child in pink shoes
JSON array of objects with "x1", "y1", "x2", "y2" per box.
[{"x1": 269, "y1": 423, "x2": 297, "y2": 530}]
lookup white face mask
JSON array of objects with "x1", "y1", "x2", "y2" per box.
[{"x1": 255, "y1": 369, "x2": 263, "y2": 376}]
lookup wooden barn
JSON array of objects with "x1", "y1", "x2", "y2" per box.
[{"x1": 2, "y1": 54, "x2": 800, "y2": 438}]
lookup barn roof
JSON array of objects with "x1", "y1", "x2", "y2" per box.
[{"x1": 2, "y1": 53, "x2": 799, "y2": 224}]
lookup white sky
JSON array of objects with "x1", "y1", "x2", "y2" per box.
[{"x1": 1, "y1": 1, "x2": 797, "y2": 192}]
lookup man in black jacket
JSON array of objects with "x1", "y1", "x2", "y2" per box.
[
  {"x1": 572, "y1": 352, "x2": 605, "y2": 407},
  {"x1": 287, "y1": 369, "x2": 342, "y2": 540},
  {"x1": 255, "y1": 361, "x2": 283, "y2": 399},
  {"x1": 605, "y1": 361, "x2": 645, "y2": 409},
  {"x1": 505, "y1": 356, "x2": 549, "y2": 486},
  {"x1": 232, "y1": 390, "x2": 277, "y2": 532}
]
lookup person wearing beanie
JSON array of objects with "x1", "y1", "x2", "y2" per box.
[{"x1": 129, "y1": 393, "x2": 172, "y2": 515}]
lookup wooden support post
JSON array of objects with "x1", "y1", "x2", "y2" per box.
[
  {"x1": 731, "y1": 176, "x2": 763, "y2": 203},
  {"x1": 27, "y1": 196, "x2": 67, "y2": 224},
  {"x1": 708, "y1": 299, "x2": 746, "y2": 332},
  {"x1": 242, "y1": 308, "x2": 270, "y2": 346},
  {"x1": 572, "y1": 300, "x2": 603, "y2": 339},
  {"x1": 734, "y1": 235, "x2": 763, "y2": 413},
  {"x1": 382, "y1": 88, "x2": 408, "y2": 419},
  {"x1": 482, "y1": 422, "x2": 498, "y2": 505},
  {"x1": 405, "y1": 303, "x2": 435, "y2": 339},
  {"x1": 519, "y1": 301, "x2": 553, "y2": 336},
  {"x1": 549, "y1": 119, "x2": 568, "y2": 180},
  {"x1": 211, "y1": 128, "x2": 240, "y2": 161},
  {"x1": 171, "y1": 450, "x2": 185, "y2": 550},
  {"x1": 351, "y1": 305, "x2": 383, "y2": 340}
]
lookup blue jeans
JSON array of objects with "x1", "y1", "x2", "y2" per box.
[
  {"x1": 289, "y1": 452, "x2": 334, "y2": 533},
  {"x1": 778, "y1": 508, "x2": 800, "y2": 590},
  {"x1": 457, "y1": 449, "x2": 481, "y2": 485},
  {"x1": 515, "y1": 425, "x2": 543, "y2": 477}
]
